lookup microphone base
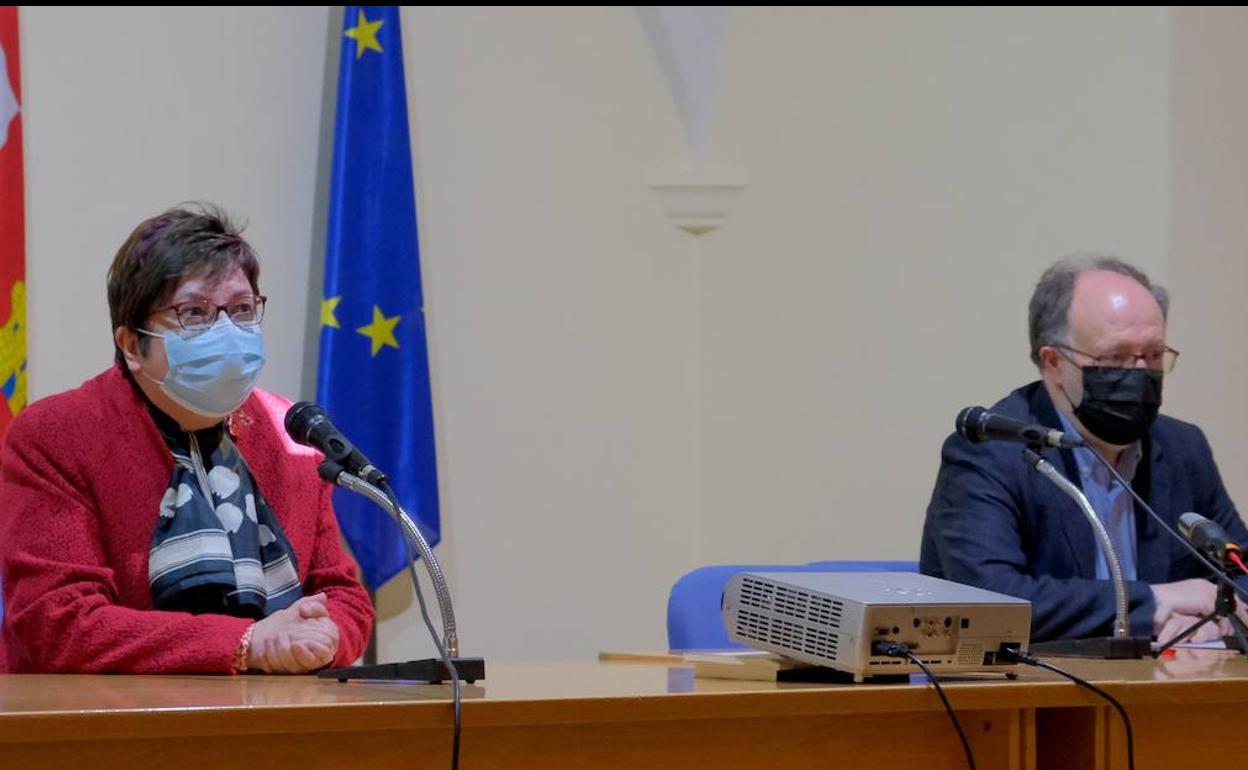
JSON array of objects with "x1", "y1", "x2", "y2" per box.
[
  {"x1": 318, "y1": 656, "x2": 486, "y2": 684},
  {"x1": 1028, "y1": 636, "x2": 1152, "y2": 660}
]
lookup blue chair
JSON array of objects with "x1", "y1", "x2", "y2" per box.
[{"x1": 666, "y1": 560, "x2": 920, "y2": 650}]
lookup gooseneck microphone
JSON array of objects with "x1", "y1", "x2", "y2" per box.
[
  {"x1": 956, "y1": 406, "x2": 1085, "y2": 449},
  {"x1": 286, "y1": 404, "x2": 482, "y2": 770},
  {"x1": 951, "y1": 404, "x2": 1248, "y2": 657},
  {"x1": 960, "y1": 404, "x2": 1141, "y2": 656},
  {"x1": 1019, "y1": 447, "x2": 1134, "y2": 644}
]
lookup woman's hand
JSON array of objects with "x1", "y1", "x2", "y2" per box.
[{"x1": 246, "y1": 593, "x2": 342, "y2": 673}]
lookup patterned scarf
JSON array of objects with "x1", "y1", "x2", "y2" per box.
[{"x1": 148, "y1": 420, "x2": 303, "y2": 619}]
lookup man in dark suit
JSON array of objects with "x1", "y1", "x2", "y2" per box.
[{"x1": 920, "y1": 255, "x2": 1248, "y2": 643}]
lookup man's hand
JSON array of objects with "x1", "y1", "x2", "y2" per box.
[
  {"x1": 1151, "y1": 579, "x2": 1218, "y2": 638},
  {"x1": 1156, "y1": 613, "x2": 1224, "y2": 645}
]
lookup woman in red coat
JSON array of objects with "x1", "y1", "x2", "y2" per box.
[{"x1": 0, "y1": 204, "x2": 373, "y2": 673}]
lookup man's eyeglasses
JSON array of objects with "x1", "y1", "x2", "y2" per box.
[{"x1": 1051, "y1": 342, "x2": 1179, "y2": 373}]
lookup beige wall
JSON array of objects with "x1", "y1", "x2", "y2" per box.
[
  {"x1": 387, "y1": 7, "x2": 700, "y2": 660},
  {"x1": 16, "y1": 7, "x2": 1244, "y2": 663},
  {"x1": 699, "y1": 7, "x2": 1170, "y2": 565},
  {"x1": 1168, "y1": 7, "x2": 1248, "y2": 510}
]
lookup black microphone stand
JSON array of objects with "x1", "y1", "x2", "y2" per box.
[
  {"x1": 1081, "y1": 451, "x2": 1248, "y2": 656},
  {"x1": 1153, "y1": 559, "x2": 1248, "y2": 656}
]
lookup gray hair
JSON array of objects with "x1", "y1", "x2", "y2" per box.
[{"x1": 1028, "y1": 254, "x2": 1169, "y2": 367}]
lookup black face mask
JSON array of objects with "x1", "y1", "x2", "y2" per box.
[{"x1": 1071, "y1": 367, "x2": 1163, "y2": 445}]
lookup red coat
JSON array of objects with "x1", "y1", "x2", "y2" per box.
[{"x1": 0, "y1": 365, "x2": 374, "y2": 673}]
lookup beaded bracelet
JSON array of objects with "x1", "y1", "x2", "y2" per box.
[{"x1": 232, "y1": 623, "x2": 256, "y2": 674}]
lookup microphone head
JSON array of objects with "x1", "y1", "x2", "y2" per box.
[
  {"x1": 1178, "y1": 511, "x2": 1237, "y2": 561},
  {"x1": 955, "y1": 406, "x2": 988, "y2": 442},
  {"x1": 1177, "y1": 511, "x2": 1206, "y2": 540},
  {"x1": 285, "y1": 401, "x2": 329, "y2": 446}
]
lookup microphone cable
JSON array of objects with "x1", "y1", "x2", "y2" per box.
[
  {"x1": 383, "y1": 480, "x2": 463, "y2": 770},
  {"x1": 1086, "y1": 451, "x2": 1248, "y2": 607}
]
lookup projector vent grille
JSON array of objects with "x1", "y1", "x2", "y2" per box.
[
  {"x1": 734, "y1": 609, "x2": 839, "y2": 661},
  {"x1": 957, "y1": 644, "x2": 984, "y2": 666},
  {"x1": 736, "y1": 576, "x2": 845, "y2": 630}
]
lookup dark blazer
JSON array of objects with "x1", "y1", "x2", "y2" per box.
[{"x1": 920, "y1": 381, "x2": 1248, "y2": 641}]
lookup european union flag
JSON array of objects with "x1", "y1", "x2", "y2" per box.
[{"x1": 318, "y1": 6, "x2": 438, "y2": 590}]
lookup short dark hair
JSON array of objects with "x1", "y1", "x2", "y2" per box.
[
  {"x1": 107, "y1": 203, "x2": 260, "y2": 362},
  {"x1": 1027, "y1": 253, "x2": 1169, "y2": 367}
]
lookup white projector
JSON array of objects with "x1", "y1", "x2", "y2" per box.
[{"x1": 722, "y1": 571, "x2": 1031, "y2": 682}]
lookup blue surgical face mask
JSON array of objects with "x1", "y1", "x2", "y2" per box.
[{"x1": 139, "y1": 314, "x2": 266, "y2": 418}]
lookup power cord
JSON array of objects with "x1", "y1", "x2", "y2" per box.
[
  {"x1": 998, "y1": 647, "x2": 1134, "y2": 770},
  {"x1": 873, "y1": 642, "x2": 976, "y2": 770}
]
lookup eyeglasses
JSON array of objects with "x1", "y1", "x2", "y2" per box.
[
  {"x1": 1051, "y1": 342, "x2": 1179, "y2": 373},
  {"x1": 151, "y1": 294, "x2": 267, "y2": 334}
]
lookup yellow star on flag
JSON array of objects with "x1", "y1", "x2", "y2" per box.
[
  {"x1": 321, "y1": 296, "x2": 341, "y2": 329},
  {"x1": 344, "y1": 9, "x2": 384, "y2": 59},
  {"x1": 357, "y1": 305, "x2": 401, "y2": 356}
]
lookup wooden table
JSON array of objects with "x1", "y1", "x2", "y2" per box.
[{"x1": 0, "y1": 650, "x2": 1244, "y2": 770}]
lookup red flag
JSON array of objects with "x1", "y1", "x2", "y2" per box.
[{"x1": 0, "y1": 6, "x2": 25, "y2": 442}]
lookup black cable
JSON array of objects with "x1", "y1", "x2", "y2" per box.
[
  {"x1": 1088, "y1": 450, "x2": 1248, "y2": 607},
  {"x1": 401, "y1": 550, "x2": 461, "y2": 770},
  {"x1": 384, "y1": 482, "x2": 462, "y2": 770},
  {"x1": 873, "y1": 642, "x2": 976, "y2": 770},
  {"x1": 1000, "y1": 647, "x2": 1134, "y2": 770}
]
